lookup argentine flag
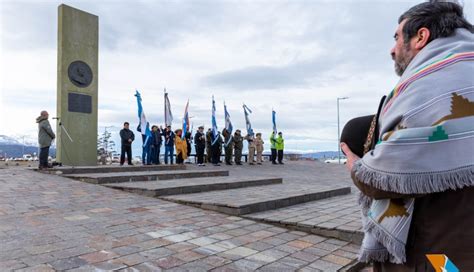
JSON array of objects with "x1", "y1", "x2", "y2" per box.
[
  {"x1": 224, "y1": 102, "x2": 233, "y2": 147},
  {"x1": 135, "y1": 90, "x2": 152, "y2": 147}
]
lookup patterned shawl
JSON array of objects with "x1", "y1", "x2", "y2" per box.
[{"x1": 354, "y1": 28, "x2": 474, "y2": 264}]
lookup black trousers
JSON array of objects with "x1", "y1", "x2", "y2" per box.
[
  {"x1": 196, "y1": 146, "x2": 205, "y2": 164},
  {"x1": 271, "y1": 148, "x2": 277, "y2": 162},
  {"x1": 277, "y1": 150, "x2": 283, "y2": 163},
  {"x1": 39, "y1": 146, "x2": 49, "y2": 167},
  {"x1": 121, "y1": 145, "x2": 132, "y2": 165}
]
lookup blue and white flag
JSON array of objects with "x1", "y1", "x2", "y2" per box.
[
  {"x1": 182, "y1": 99, "x2": 189, "y2": 140},
  {"x1": 224, "y1": 102, "x2": 233, "y2": 135},
  {"x1": 272, "y1": 109, "x2": 277, "y2": 137},
  {"x1": 135, "y1": 90, "x2": 152, "y2": 147},
  {"x1": 224, "y1": 102, "x2": 233, "y2": 147},
  {"x1": 243, "y1": 104, "x2": 253, "y2": 136},
  {"x1": 164, "y1": 89, "x2": 173, "y2": 127},
  {"x1": 211, "y1": 96, "x2": 219, "y2": 145}
]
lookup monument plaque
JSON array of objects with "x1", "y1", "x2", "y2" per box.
[{"x1": 57, "y1": 4, "x2": 98, "y2": 166}]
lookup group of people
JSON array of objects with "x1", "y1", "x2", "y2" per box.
[{"x1": 119, "y1": 122, "x2": 285, "y2": 166}]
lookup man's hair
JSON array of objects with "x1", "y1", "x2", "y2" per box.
[
  {"x1": 151, "y1": 125, "x2": 157, "y2": 129},
  {"x1": 124, "y1": 122, "x2": 129, "y2": 126},
  {"x1": 399, "y1": 1, "x2": 473, "y2": 45}
]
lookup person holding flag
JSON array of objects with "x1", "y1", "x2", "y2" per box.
[
  {"x1": 223, "y1": 102, "x2": 234, "y2": 165},
  {"x1": 210, "y1": 96, "x2": 222, "y2": 166},
  {"x1": 135, "y1": 90, "x2": 153, "y2": 165}
]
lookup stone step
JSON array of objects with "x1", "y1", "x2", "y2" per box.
[
  {"x1": 161, "y1": 184, "x2": 351, "y2": 215},
  {"x1": 64, "y1": 169, "x2": 229, "y2": 184},
  {"x1": 244, "y1": 194, "x2": 363, "y2": 244},
  {"x1": 103, "y1": 176, "x2": 283, "y2": 196},
  {"x1": 37, "y1": 164, "x2": 186, "y2": 175}
]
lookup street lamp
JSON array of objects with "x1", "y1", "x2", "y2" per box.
[{"x1": 337, "y1": 97, "x2": 349, "y2": 164}]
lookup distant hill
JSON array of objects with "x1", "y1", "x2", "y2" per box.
[{"x1": 0, "y1": 135, "x2": 56, "y2": 158}]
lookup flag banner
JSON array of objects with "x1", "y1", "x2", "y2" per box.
[
  {"x1": 243, "y1": 104, "x2": 253, "y2": 136},
  {"x1": 272, "y1": 110, "x2": 277, "y2": 136},
  {"x1": 164, "y1": 89, "x2": 173, "y2": 127},
  {"x1": 211, "y1": 96, "x2": 219, "y2": 145},
  {"x1": 135, "y1": 90, "x2": 152, "y2": 147},
  {"x1": 224, "y1": 102, "x2": 233, "y2": 147},
  {"x1": 182, "y1": 99, "x2": 189, "y2": 139}
]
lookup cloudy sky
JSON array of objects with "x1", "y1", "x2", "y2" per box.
[{"x1": 1, "y1": 0, "x2": 473, "y2": 153}]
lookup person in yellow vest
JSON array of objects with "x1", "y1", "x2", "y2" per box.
[
  {"x1": 276, "y1": 132, "x2": 284, "y2": 165},
  {"x1": 175, "y1": 129, "x2": 188, "y2": 164}
]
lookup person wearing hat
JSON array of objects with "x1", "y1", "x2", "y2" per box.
[
  {"x1": 194, "y1": 126, "x2": 206, "y2": 166},
  {"x1": 275, "y1": 132, "x2": 284, "y2": 164},
  {"x1": 164, "y1": 125, "x2": 175, "y2": 164},
  {"x1": 233, "y1": 130, "x2": 243, "y2": 165}
]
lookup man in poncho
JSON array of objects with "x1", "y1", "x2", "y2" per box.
[{"x1": 341, "y1": 1, "x2": 473, "y2": 271}]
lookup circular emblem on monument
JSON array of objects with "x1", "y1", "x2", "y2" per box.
[{"x1": 68, "y1": 61, "x2": 93, "y2": 88}]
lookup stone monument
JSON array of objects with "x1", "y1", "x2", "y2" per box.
[{"x1": 56, "y1": 4, "x2": 98, "y2": 166}]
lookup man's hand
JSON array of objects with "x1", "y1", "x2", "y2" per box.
[{"x1": 340, "y1": 142, "x2": 360, "y2": 172}]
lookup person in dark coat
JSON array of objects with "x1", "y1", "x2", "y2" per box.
[
  {"x1": 119, "y1": 122, "x2": 135, "y2": 165},
  {"x1": 150, "y1": 125, "x2": 162, "y2": 164},
  {"x1": 164, "y1": 125, "x2": 175, "y2": 164},
  {"x1": 194, "y1": 126, "x2": 206, "y2": 166},
  {"x1": 233, "y1": 130, "x2": 243, "y2": 165}
]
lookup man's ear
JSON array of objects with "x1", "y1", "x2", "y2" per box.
[{"x1": 414, "y1": 27, "x2": 430, "y2": 50}]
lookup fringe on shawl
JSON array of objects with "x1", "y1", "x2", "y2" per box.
[{"x1": 354, "y1": 161, "x2": 474, "y2": 195}]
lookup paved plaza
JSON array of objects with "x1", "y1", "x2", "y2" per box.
[{"x1": 0, "y1": 161, "x2": 366, "y2": 271}]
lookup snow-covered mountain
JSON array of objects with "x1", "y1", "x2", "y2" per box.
[{"x1": 0, "y1": 134, "x2": 52, "y2": 158}]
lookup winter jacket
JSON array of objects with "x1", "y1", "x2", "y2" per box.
[
  {"x1": 120, "y1": 128, "x2": 135, "y2": 146},
  {"x1": 275, "y1": 135, "x2": 284, "y2": 150},
  {"x1": 36, "y1": 116, "x2": 55, "y2": 148}
]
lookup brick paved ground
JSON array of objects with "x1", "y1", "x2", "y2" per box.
[
  {"x1": 0, "y1": 167, "x2": 361, "y2": 271},
  {"x1": 245, "y1": 194, "x2": 363, "y2": 244}
]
